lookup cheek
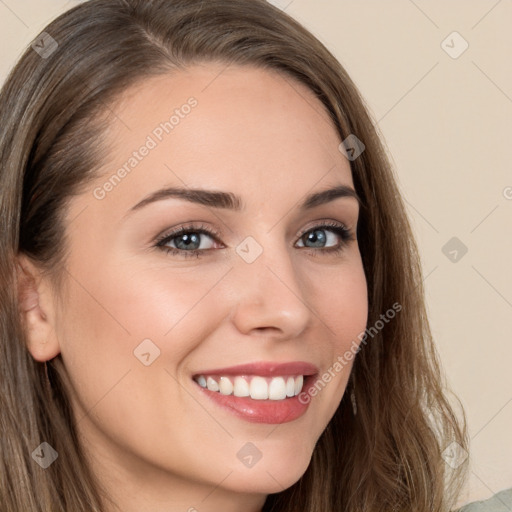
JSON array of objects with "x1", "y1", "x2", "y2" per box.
[
  {"x1": 110, "y1": 262, "x2": 233, "y2": 356},
  {"x1": 55, "y1": 261, "x2": 234, "y2": 472},
  {"x1": 56, "y1": 260, "x2": 231, "y2": 397},
  {"x1": 322, "y1": 270, "x2": 367, "y2": 336},
  {"x1": 312, "y1": 254, "x2": 368, "y2": 350},
  {"x1": 303, "y1": 255, "x2": 368, "y2": 411}
]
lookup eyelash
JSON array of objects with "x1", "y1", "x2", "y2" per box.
[{"x1": 154, "y1": 221, "x2": 354, "y2": 259}]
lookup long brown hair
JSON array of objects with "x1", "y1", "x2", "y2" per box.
[{"x1": 0, "y1": 1, "x2": 469, "y2": 510}]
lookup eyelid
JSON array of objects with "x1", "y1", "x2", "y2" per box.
[
  {"x1": 294, "y1": 219, "x2": 351, "y2": 240},
  {"x1": 154, "y1": 219, "x2": 352, "y2": 246},
  {"x1": 154, "y1": 222, "x2": 223, "y2": 248}
]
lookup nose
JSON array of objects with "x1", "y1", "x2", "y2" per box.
[{"x1": 228, "y1": 240, "x2": 312, "y2": 340}]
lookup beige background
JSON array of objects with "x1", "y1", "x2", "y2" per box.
[{"x1": 1, "y1": 0, "x2": 511, "y2": 507}]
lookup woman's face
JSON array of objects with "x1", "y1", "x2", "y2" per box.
[{"x1": 33, "y1": 64, "x2": 368, "y2": 510}]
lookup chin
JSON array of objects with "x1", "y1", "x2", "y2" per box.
[{"x1": 225, "y1": 446, "x2": 313, "y2": 494}]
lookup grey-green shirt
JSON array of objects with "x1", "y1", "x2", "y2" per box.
[{"x1": 455, "y1": 488, "x2": 512, "y2": 512}]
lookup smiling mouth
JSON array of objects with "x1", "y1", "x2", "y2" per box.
[
  {"x1": 193, "y1": 374, "x2": 305, "y2": 400},
  {"x1": 191, "y1": 361, "x2": 318, "y2": 424}
]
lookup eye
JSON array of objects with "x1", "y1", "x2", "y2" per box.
[
  {"x1": 295, "y1": 222, "x2": 354, "y2": 255},
  {"x1": 154, "y1": 220, "x2": 355, "y2": 259},
  {"x1": 155, "y1": 223, "x2": 222, "y2": 258}
]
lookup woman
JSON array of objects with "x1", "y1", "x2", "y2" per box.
[{"x1": 0, "y1": 0, "x2": 482, "y2": 510}]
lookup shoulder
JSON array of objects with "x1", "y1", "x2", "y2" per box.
[{"x1": 454, "y1": 488, "x2": 512, "y2": 512}]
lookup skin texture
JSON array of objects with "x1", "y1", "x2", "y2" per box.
[{"x1": 18, "y1": 63, "x2": 368, "y2": 512}]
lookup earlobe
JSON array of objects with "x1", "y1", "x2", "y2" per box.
[{"x1": 16, "y1": 254, "x2": 61, "y2": 362}]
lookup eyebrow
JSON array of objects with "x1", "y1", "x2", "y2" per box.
[{"x1": 126, "y1": 184, "x2": 360, "y2": 217}]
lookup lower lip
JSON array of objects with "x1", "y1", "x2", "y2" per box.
[{"x1": 194, "y1": 377, "x2": 314, "y2": 424}]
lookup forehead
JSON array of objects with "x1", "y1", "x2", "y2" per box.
[{"x1": 79, "y1": 63, "x2": 353, "y2": 219}]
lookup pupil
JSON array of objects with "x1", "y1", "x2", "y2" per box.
[
  {"x1": 177, "y1": 233, "x2": 200, "y2": 250},
  {"x1": 306, "y1": 229, "x2": 326, "y2": 247}
]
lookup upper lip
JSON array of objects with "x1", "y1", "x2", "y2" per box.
[{"x1": 193, "y1": 361, "x2": 319, "y2": 377}]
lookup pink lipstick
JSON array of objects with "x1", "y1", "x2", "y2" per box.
[{"x1": 192, "y1": 361, "x2": 318, "y2": 424}]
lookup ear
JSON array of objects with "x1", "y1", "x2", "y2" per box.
[{"x1": 16, "y1": 254, "x2": 61, "y2": 362}]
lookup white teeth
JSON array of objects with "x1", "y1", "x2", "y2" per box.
[
  {"x1": 206, "y1": 376, "x2": 219, "y2": 392},
  {"x1": 195, "y1": 374, "x2": 306, "y2": 400},
  {"x1": 250, "y1": 376, "x2": 268, "y2": 400},
  {"x1": 268, "y1": 377, "x2": 287, "y2": 400},
  {"x1": 294, "y1": 375, "x2": 303, "y2": 396},
  {"x1": 219, "y1": 376, "x2": 233, "y2": 395},
  {"x1": 286, "y1": 376, "x2": 295, "y2": 397},
  {"x1": 233, "y1": 376, "x2": 250, "y2": 397}
]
